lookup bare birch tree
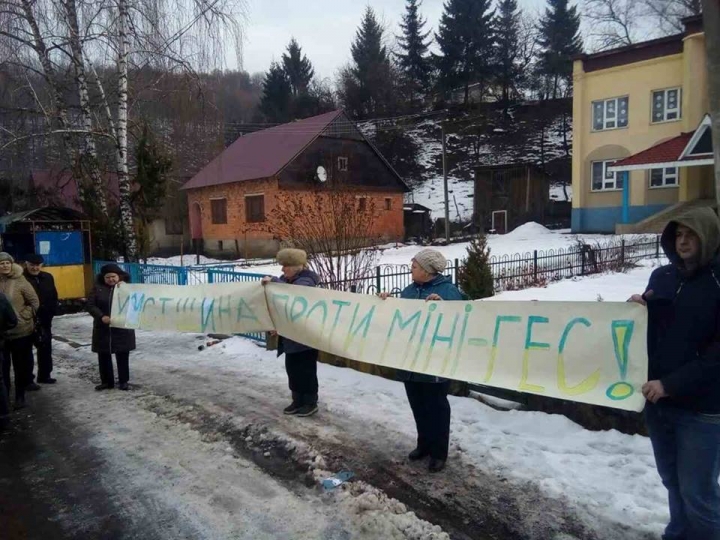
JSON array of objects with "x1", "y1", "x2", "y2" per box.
[{"x1": 584, "y1": 0, "x2": 646, "y2": 50}]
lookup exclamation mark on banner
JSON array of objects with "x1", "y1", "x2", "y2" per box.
[{"x1": 606, "y1": 320, "x2": 635, "y2": 401}]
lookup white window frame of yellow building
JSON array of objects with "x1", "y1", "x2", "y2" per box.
[
  {"x1": 591, "y1": 96, "x2": 629, "y2": 132},
  {"x1": 648, "y1": 167, "x2": 678, "y2": 189},
  {"x1": 651, "y1": 87, "x2": 682, "y2": 124},
  {"x1": 590, "y1": 159, "x2": 624, "y2": 191}
]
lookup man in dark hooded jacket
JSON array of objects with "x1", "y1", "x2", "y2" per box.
[{"x1": 630, "y1": 207, "x2": 720, "y2": 540}]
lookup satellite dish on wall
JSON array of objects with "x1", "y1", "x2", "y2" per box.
[{"x1": 316, "y1": 165, "x2": 327, "y2": 183}]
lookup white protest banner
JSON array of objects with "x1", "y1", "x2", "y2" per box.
[
  {"x1": 110, "y1": 281, "x2": 273, "y2": 334},
  {"x1": 111, "y1": 282, "x2": 648, "y2": 411}
]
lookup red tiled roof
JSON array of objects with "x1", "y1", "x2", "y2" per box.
[
  {"x1": 31, "y1": 169, "x2": 120, "y2": 211},
  {"x1": 181, "y1": 110, "x2": 343, "y2": 191},
  {"x1": 611, "y1": 132, "x2": 693, "y2": 169}
]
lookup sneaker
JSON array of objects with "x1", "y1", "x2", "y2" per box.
[
  {"x1": 295, "y1": 403, "x2": 318, "y2": 417},
  {"x1": 95, "y1": 383, "x2": 113, "y2": 391},
  {"x1": 283, "y1": 401, "x2": 302, "y2": 415},
  {"x1": 408, "y1": 447, "x2": 429, "y2": 461},
  {"x1": 428, "y1": 458, "x2": 446, "y2": 473},
  {"x1": 38, "y1": 377, "x2": 57, "y2": 384},
  {"x1": 25, "y1": 383, "x2": 41, "y2": 391},
  {"x1": 118, "y1": 383, "x2": 129, "y2": 391}
]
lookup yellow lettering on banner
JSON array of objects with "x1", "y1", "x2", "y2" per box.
[
  {"x1": 558, "y1": 318, "x2": 601, "y2": 396},
  {"x1": 519, "y1": 316, "x2": 548, "y2": 394}
]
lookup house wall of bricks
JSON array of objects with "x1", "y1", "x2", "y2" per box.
[{"x1": 186, "y1": 177, "x2": 405, "y2": 258}]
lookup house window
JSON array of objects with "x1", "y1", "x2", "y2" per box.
[
  {"x1": 210, "y1": 198, "x2": 227, "y2": 224},
  {"x1": 592, "y1": 96, "x2": 629, "y2": 131},
  {"x1": 384, "y1": 198, "x2": 392, "y2": 211},
  {"x1": 338, "y1": 157, "x2": 348, "y2": 171},
  {"x1": 652, "y1": 88, "x2": 681, "y2": 123},
  {"x1": 358, "y1": 197, "x2": 367, "y2": 211},
  {"x1": 591, "y1": 160, "x2": 624, "y2": 191},
  {"x1": 687, "y1": 129, "x2": 712, "y2": 156},
  {"x1": 650, "y1": 167, "x2": 678, "y2": 187},
  {"x1": 245, "y1": 195, "x2": 265, "y2": 223}
]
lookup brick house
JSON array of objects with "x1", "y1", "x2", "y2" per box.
[{"x1": 182, "y1": 110, "x2": 409, "y2": 258}]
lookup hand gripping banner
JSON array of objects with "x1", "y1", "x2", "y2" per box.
[{"x1": 111, "y1": 282, "x2": 648, "y2": 411}]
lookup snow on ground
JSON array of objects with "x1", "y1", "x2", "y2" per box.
[
  {"x1": 44, "y1": 257, "x2": 670, "y2": 539},
  {"x1": 406, "y1": 175, "x2": 475, "y2": 222}
]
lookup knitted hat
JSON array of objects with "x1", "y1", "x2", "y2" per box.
[
  {"x1": 25, "y1": 254, "x2": 44, "y2": 265},
  {"x1": 0, "y1": 252, "x2": 14, "y2": 264},
  {"x1": 276, "y1": 248, "x2": 307, "y2": 267},
  {"x1": 100, "y1": 263, "x2": 124, "y2": 277},
  {"x1": 413, "y1": 248, "x2": 447, "y2": 274}
]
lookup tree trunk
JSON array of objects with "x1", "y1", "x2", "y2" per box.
[
  {"x1": 62, "y1": 0, "x2": 109, "y2": 217},
  {"x1": 116, "y1": 0, "x2": 138, "y2": 260},
  {"x1": 703, "y1": 0, "x2": 720, "y2": 210}
]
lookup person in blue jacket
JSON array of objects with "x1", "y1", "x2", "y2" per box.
[
  {"x1": 262, "y1": 248, "x2": 321, "y2": 417},
  {"x1": 379, "y1": 248, "x2": 463, "y2": 473},
  {"x1": 629, "y1": 207, "x2": 720, "y2": 540}
]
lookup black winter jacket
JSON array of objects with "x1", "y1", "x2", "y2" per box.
[
  {"x1": 24, "y1": 270, "x2": 58, "y2": 325},
  {"x1": 645, "y1": 208, "x2": 720, "y2": 413},
  {"x1": 86, "y1": 271, "x2": 137, "y2": 354},
  {"x1": 0, "y1": 292, "x2": 18, "y2": 347}
]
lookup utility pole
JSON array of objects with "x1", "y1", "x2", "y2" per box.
[{"x1": 442, "y1": 124, "x2": 450, "y2": 243}]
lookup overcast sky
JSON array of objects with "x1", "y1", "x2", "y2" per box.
[{"x1": 239, "y1": 0, "x2": 549, "y2": 81}]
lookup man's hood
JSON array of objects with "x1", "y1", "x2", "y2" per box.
[{"x1": 660, "y1": 207, "x2": 720, "y2": 268}]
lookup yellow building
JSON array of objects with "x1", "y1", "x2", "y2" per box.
[{"x1": 571, "y1": 15, "x2": 714, "y2": 233}]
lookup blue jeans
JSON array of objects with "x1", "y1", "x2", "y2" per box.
[{"x1": 646, "y1": 402, "x2": 720, "y2": 540}]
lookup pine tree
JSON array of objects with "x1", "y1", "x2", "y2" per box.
[
  {"x1": 282, "y1": 38, "x2": 314, "y2": 97},
  {"x1": 435, "y1": 0, "x2": 496, "y2": 106},
  {"x1": 260, "y1": 62, "x2": 292, "y2": 123},
  {"x1": 457, "y1": 235, "x2": 494, "y2": 300},
  {"x1": 396, "y1": 0, "x2": 433, "y2": 109},
  {"x1": 494, "y1": 0, "x2": 522, "y2": 114},
  {"x1": 340, "y1": 6, "x2": 396, "y2": 118},
  {"x1": 537, "y1": 0, "x2": 583, "y2": 99}
]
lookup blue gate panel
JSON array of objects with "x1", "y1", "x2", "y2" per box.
[{"x1": 35, "y1": 231, "x2": 84, "y2": 266}]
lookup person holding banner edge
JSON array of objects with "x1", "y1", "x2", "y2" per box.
[
  {"x1": 261, "y1": 248, "x2": 321, "y2": 417},
  {"x1": 379, "y1": 248, "x2": 463, "y2": 473},
  {"x1": 629, "y1": 207, "x2": 720, "y2": 540},
  {"x1": 87, "y1": 264, "x2": 136, "y2": 391}
]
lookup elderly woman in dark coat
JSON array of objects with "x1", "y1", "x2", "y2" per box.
[
  {"x1": 379, "y1": 248, "x2": 463, "y2": 473},
  {"x1": 86, "y1": 264, "x2": 136, "y2": 391},
  {"x1": 262, "y1": 248, "x2": 321, "y2": 417}
]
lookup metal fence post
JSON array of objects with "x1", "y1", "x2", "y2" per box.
[
  {"x1": 533, "y1": 250, "x2": 538, "y2": 282},
  {"x1": 375, "y1": 266, "x2": 381, "y2": 293},
  {"x1": 580, "y1": 248, "x2": 585, "y2": 276},
  {"x1": 208, "y1": 270, "x2": 214, "y2": 284},
  {"x1": 621, "y1": 239, "x2": 625, "y2": 266},
  {"x1": 454, "y1": 258, "x2": 459, "y2": 284},
  {"x1": 656, "y1": 235, "x2": 660, "y2": 259}
]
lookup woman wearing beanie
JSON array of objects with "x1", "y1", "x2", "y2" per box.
[
  {"x1": 379, "y1": 248, "x2": 463, "y2": 473},
  {"x1": 86, "y1": 264, "x2": 136, "y2": 390},
  {"x1": 261, "y1": 249, "x2": 321, "y2": 417},
  {"x1": 0, "y1": 252, "x2": 39, "y2": 409}
]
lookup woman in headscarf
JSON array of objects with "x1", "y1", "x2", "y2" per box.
[{"x1": 86, "y1": 264, "x2": 136, "y2": 391}]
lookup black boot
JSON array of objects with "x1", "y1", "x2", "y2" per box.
[
  {"x1": 408, "y1": 447, "x2": 429, "y2": 461},
  {"x1": 14, "y1": 394, "x2": 26, "y2": 410},
  {"x1": 296, "y1": 394, "x2": 318, "y2": 417},
  {"x1": 283, "y1": 392, "x2": 302, "y2": 415},
  {"x1": 428, "y1": 458, "x2": 446, "y2": 473}
]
